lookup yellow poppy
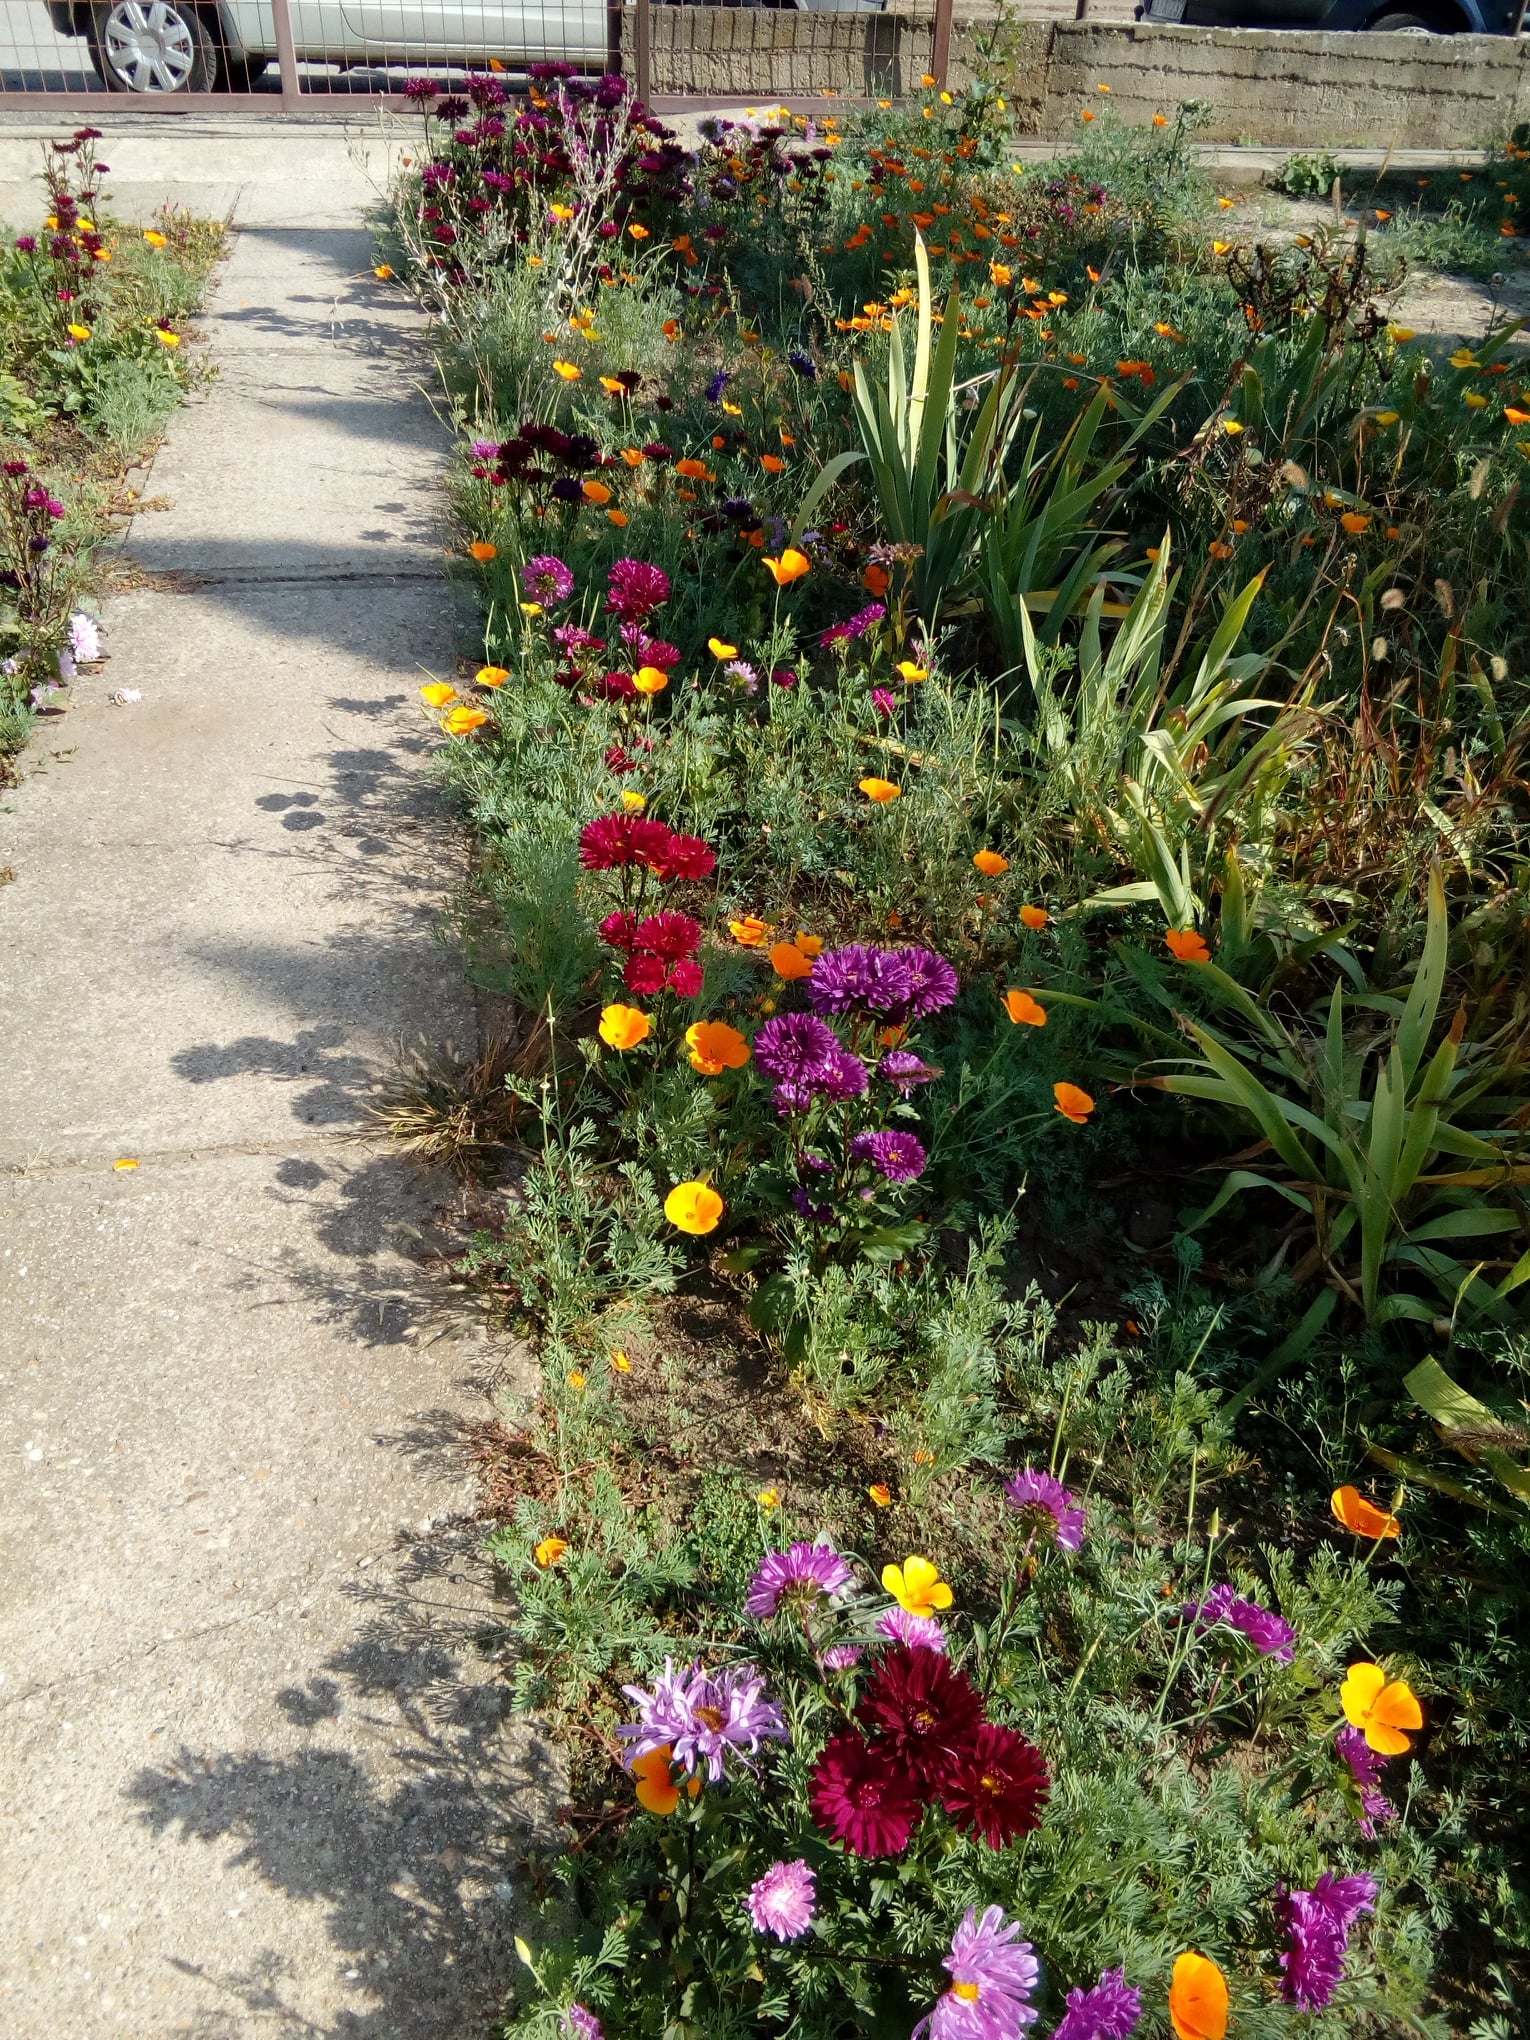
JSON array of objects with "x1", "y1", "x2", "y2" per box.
[
  {"x1": 665, "y1": 1180, "x2": 724, "y2": 1234},
  {"x1": 1341, "y1": 1662, "x2": 1423, "y2": 1754},
  {"x1": 708, "y1": 637, "x2": 738, "y2": 658},
  {"x1": 632, "y1": 665, "x2": 669, "y2": 695},
  {"x1": 599, "y1": 1004, "x2": 652, "y2": 1050},
  {"x1": 881, "y1": 1555, "x2": 953, "y2": 1617},
  {"x1": 729, "y1": 916, "x2": 772, "y2": 947},
  {"x1": 475, "y1": 665, "x2": 509, "y2": 688},
  {"x1": 441, "y1": 705, "x2": 489, "y2": 735},
  {"x1": 552, "y1": 359, "x2": 582, "y2": 381},
  {"x1": 859, "y1": 777, "x2": 901, "y2": 802},
  {"x1": 420, "y1": 682, "x2": 457, "y2": 708},
  {"x1": 896, "y1": 661, "x2": 928, "y2": 682},
  {"x1": 769, "y1": 941, "x2": 814, "y2": 982},
  {"x1": 763, "y1": 548, "x2": 811, "y2": 585}
]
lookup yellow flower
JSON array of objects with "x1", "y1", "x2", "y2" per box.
[
  {"x1": 155, "y1": 328, "x2": 181, "y2": 347},
  {"x1": 475, "y1": 665, "x2": 509, "y2": 688},
  {"x1": 868, "y1": 1483, "x2": 892, "y2": 1508},
  {"x1": 708, "y1": 637, "x2": 738, "y2": 658},
  {"x1": 1464, "y1": 391, "x2": 1488, "y2": 409},
  {"x1": 1388, "y1": 325, "x2": 1417, "y2": 343},
  {"x1": 729, "y1": 915, "x2": 773, "y2": 947},
  {"x1": 1211, "y1": 239, "x2": 1233, "y2": 256},
  {"x1": 1340, "y1": 511, "x2": 1372, "y2": 533},
  {"x1": 143, "y1": 229, "x2": 167, "y2": 248},
  {"x1": 628, "y1": 222, "x2": 651, "y2": 240},
  {"x1": 881, "y1": 1555, "x2": 953, "y2": 1617},
  {"x1": 112, "y1": 1157, "x2": 140, "y2": 1172},
  {"x1": 534, "y1": 1535, "x2": 569, "y2": 1567},
  {"x1": 67, "y1": 323, "x2": 91, "y2": 342},
  {"x1": 621, "y1": 789, "x2": 647, "y2": 812},
  {"x1": 548, "y1": 203, "x2": 574, "y2": 222},
  {"x1": 632, "y1": 665, "x2": 669, "y2": 695},
  {"x1": 611, "y1": 1350, "x2": 632, "y2": 1372},
  {"x1": 665, "y1": 1180, "x2": 724, "y2": 1234},
  {"x1": 1449, "y1": 348, "x2": 1478, "y2": 369},
  {"x1": 1374, "y1": 410, "x2": 1400, "y2": 425},
  {"x1": 568, "y1": 1371, "x2": 587, "y2": 1391},
  {"x1": 896, "y1": 660, "x2": 928, "y2": 682},
  {"x1": 859, "y1": 777, "x2": 901, "y2": 802},
  {"x1": 441, "y1": 704, "x2": 489, "y2": 735},
  {"x1": 600, "y1": 375, "x2": 626, "y2": 395},
  {"x1": 519, "y1": 600, "x2": 542, "y2": 616},
  {"x1": 756, "y1": 1486, "x2": 782, "y2": 1510},
  {"x1": 599, "y1": 1004, "x2": 652, "y2": 1050},
  {"x1": 373, "y1": 262, "x2": 394, "y2": 279},
  {"x1": 552, "y1": 359, "x2": 583, "y2": 381},
  {"x1": 1221, "y1": 418, "x2": 1244, "y2": 435},
  {"x1": 420, "y1": 682, "x2": 457, "y2": 707}
]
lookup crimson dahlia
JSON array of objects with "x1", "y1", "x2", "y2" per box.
[
  {"x1": 855, "y1": 1644, "x2": 984, "y2": 1793},
  {"x1": 938, "y1": 1721, "x2": 1050, "y2": 1849},
  {"x1": 809, "y1": 1731, "x2": 923, "y2": 1857}
]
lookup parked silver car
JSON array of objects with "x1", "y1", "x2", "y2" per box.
[{"x1": 45, "y1": 0, "x2": 873, "y2": 93}]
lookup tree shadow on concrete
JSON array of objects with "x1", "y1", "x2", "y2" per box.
[{"x1": 125, "y1": 1518, "x2": 560, "y2": 2040}]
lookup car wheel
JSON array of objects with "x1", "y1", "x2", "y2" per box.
[
  {"x1": 1366, "y1": 10, "x2": 1450, "y2": 27},
  {"x1": 88, "y1": 1, "x2": 217, "y2": 93},
  {"x1": 221, "y1": 53, "x2": 270, "y2": 88}
]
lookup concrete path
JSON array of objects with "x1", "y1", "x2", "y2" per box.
[{"x1": 0, "y1": 128, "x2": 547, "y2": 2038}]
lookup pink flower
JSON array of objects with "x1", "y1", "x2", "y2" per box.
[
  {"x1": 746, "y1": 1857, "x2": 816, "y2": 1941},
  {"x1": 1003, "y1": 1467, "x2": 1085, "y2": 1553},
  {"x1": 913, "y1": 1905, "x2": 1039, "y2": 2038}
]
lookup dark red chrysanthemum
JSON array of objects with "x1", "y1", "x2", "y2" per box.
[
  {"x1": 598, "y1": 910, "x2": 638, "y2": 951},
  {"x1": 667, "y1": 958, "x2": 704, "y2": 997},
  {"x1": 634, "y1": 911, "x2": 701, "y2": 959},
  {"x1": 938, "y1": 1721, "x2": 1050, "y2": 1849},
  {"x1": 654, "y1": 832, "x2": 716, "y2": 882},
  {"x1": 809, "y1": 1731, "x2": 922, "y2": 1857},
  {"x1": 855, "y1": 1645, "x2": 985, "y2": 1793},
  {"x1": 624, "y1": 953, "x2": 667, "y2": 995}
]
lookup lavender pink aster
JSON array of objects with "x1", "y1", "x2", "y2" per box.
[
  {"x1": 746, "y1": 1858, "x2": 817, "y2": 1941},
  {"x1": 1336, "y1": 1726, "x2": 1396, "y2": 1836},
  {"x1": 877, "y1": 1605, "x2": 947, "y2": 1652},
  {"x1": 745, "y1": 1542, "x2": 854, "y2": 1619},
  {"x1": 1004, "y1": 1468, "x2": 1085, "y2": 1554},
  {"x1": 913, "y1": 1905, "x2": 1040, "y2": 2039},
  {"x1": 617, "y1": 1657, "x2": 787, "y2": 1782},
  {"x1": 849, "y1": 1128, "x2": 928, "y2": 1183},
  {"x1": 1050, "y1": 1967, "x2": 1142, "y2": 2040},
  {"x1": 1187, "y1": 1583, "x2": 1296, "y2": 1663}
]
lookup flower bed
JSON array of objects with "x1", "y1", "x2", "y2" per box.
[
  {"x1": 383, "y1": 66, "x2": 1530, "y2": 2040},
  {"x1": 0, "y1": 127, "x2": 222, "y2": 772}
]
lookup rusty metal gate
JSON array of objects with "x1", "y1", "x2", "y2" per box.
[{"x1": 0, "y1": 0, "x2": 956, "y2": 109}]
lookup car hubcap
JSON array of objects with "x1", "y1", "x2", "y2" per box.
[{"x1": 103, "y1": 2, "x2": 196, "y2": 91}]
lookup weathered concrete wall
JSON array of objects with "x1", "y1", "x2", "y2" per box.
[{"x1": 628, "y1": 8, "x2": 1530, "y2": 152}]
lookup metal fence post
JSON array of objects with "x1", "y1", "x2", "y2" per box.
[
  {"x1": 634, "y1": 0, "x2": 652, "y2": 105},
  {"x1": 608, "y1": 0, "x2": 625, "y2": 76},
  {"x1": 930, "y1": 0, "x2": 953, "y2": 91},
  {"x1": 270, "y1": 0, "x2": 304, "y2": 112}
]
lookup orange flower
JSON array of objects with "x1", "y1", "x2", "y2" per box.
[
  {"x1": 1020, "y1": 903, "x2": 1049, "y2": 930},
  {"x1": 675, "y1": 457, "x2": 710, "y2": 480},
  {"x1": 764, "y1": 548, "x2": 811, "y2": 585},
  {"x1": 1153, "y1": 112, "x2": 1169, "y2": 126},
  {"x1": 582, "y1": 479, "x2": 612, "y2": 505},
  {"x1": 761, "y1": 453, "x2": 787, "y2": 474},
  {"x1": 442, "y1": 705, "x2": 489, "y2": 735},
  {"x1": 1053, "y1": 1082, "x2": 1095, "y2": 1124},
  {"x1": 533, "y1": 1535, "x2": 569, "y2": 1567},
  {"x1": 793, "y1": 933, "x2": 824, "y2": 958},
  {"x1": 1341, "y1": 1661, "x2": 1423, "y2": 1754},
  {"x1": 468, "y1": 540, "x2": 497, "y2": 562},
  {"x1": 1340, "y1": 510, "x2": 1371, "y2": 534},
  {"x1": 628, "y1": 222, "x2": 650, "y2": 240},
  {"x1": 1169, "y1": 1952, "x2": 1228, "y2": 2040},
  {"x1": 632, "y1": 666, "x2": 669, "y2": 695},
  {"x1": 1003, "y1": 989, "x2": 1047, "y2": 1027},
  {"x1": 631, "y1": 1746, "x2": 681, "y2": 1816},
  {"x1": 551, "y1": 359, "x2": 582, "y2": 381},
  {"x1": 770, "y1": 941, "x2": 814, "y2": 981},
  {"x1": 729, "y1": 915, "x2": 772, "y2": 947},
  {"x1": 1332, "y1": 1486, "x2": 1402, "y2": 1539},
  {"x1": 665, "y1": 1180, "x2": 724, "y2": 1234},
  {"x1": 973, "y1": 849, "x2": 1010, "y2": 876},
  {"x1": 598, "y1": 1004, "x2": 651, "y2": 1051},
  {"x1": 1165, "y1": 927, "x2": 1211, "y2": 963},
  {"x1": 608, "y1": 509, "x2": 629, "y2": 527},
  {"x1": 1504, "y1": 405, "x2": 1530, "y2": 426},
  {"x1": 420, "y1": 682, "x2": 457, "y2": 708},
  {"x1": 620, "y1": 446, "x2": 645, "y2": 465},
  {"x1": 868, "y1": 1483, "x2": 893, "y2": 1508},
  {"x1": 475, "y1": 665, "x2": 509, "y2": 688},
  {"x1": 864, "y1": 563, "x2": 891, "y2": 596},
  {"x1": 859, "y1": 777, "x2": 901, "y2": 802},
  {"x1": 685, "y1": 1020, "x2": 751, "y2": 1074}
]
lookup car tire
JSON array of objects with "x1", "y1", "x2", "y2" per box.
[
  {"x1": 88, "y1": 1, "x2": 217, "y2": 93},
  {"x1": 220, "y1": 53, "x2": 270, "y2": 88},
  {"x1": 1366, "y1": 10, "x2": 1451, "y2": 27}
]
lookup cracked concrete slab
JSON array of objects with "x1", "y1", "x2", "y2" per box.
[{"x1": 0, "y1": 136, "x2": 542, "y2": 2040}]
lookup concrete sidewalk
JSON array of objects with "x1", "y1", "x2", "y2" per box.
[{"x1": 0, "y1": 138, "x2": 547, "y2": 2038}]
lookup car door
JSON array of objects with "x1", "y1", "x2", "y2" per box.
[{"x1": 338, "y1": 0, "x2": 608, "y2": 66}]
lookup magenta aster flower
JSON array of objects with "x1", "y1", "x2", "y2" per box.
[
  {"x1": 605, "y1": 556, "x2": 670, "y2": 621},
  {"x1": 1187, "y1": 1583, "x2": 1296, "y2": 1663},
  {"x1": 1277, "y1": 1873, "x2": 1375, "y2": 2010},
  {"x1": 879, "y1": 1050, "x2": 939, "y2": 1092},
  {"x1": 855, "y1": 1645, "x2": 984, "y2": 1793},
  {"x1": 745, "y1": 1857, "x2": 816, "y2": 1942},
  {"x1": 810, "y1": 1731, "x2": 923, "y2": 1857},
  {"x1": 849, "y1": 1128, "x2": 928, "y2": 1183},
  {"x1": 561, "y1": 2008, "x2": 603, "y2": 2040},
  {"x1": 806, "y1": 944, "x2": 914, "y2": 1018},
  {"x1": 1336, "y1": 1726, "x2": 1396, "y2": 1837},
  {"x1": 1004, "y1": 1468, "x2": 1085, "y2": 1554},
  {"x1": 938, "y1": 1721, "x2": 1050, "y2": 1849},
  {"x1": 521, "y1": 553, "x2": 574, "y2": 603},
  {"x1": 745, "y1": 1541, "x2": 854, "y2": 1619},
  {"x1": 913, "y1": 1905, "x2": 1040, "y2": 2039},
  {"x1": 877, "y1": 1606, "x2": 947, "y2": 1653},
  {"x1": 894, "y1": 946, "x2": 960, "y2": 1021},
  {"x1": 617, "y1": 1658, "x2": 787, "y2": 1782},
  {"x1": 754, "y1": 1013, "x2": 840, "y2": 1085},
  {"x1": 1050, "y1": 1967, "x2": 1142, "y2": 2040}
]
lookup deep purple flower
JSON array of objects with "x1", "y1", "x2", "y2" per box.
[
  {"x1": 403, "y1": 74, "x2": 439, "y2": 102},
  {"x1": 895, "y1": 947, "x2": 960, "y2": 1021},
  {"x1": 618, "y1": 1657, "x2": 787, "y2": 1783},
  {"x1": 856, "y1": 1646, "x2": 984, "y2": 1795},
  {"x1": 1004, "y1": 1468, "x2": 1084, "y2": 1554},
  {"x1": 771, "y1": 666, "x2": 799, "y2": 689},
  {"x1": 754, "y1": 1012, "x2": 840, "y2": 1086},
  {"x1": 746, "y1": 1858, "x2": 816, "y2": 1941},
  {"x1": 806, "y1": 945, "x2": 914, "y2": 1018},
  {"x1": 746, "y1": 1542, "x2": 853, "y2": 1619},
  {"x1": 1336, "y1": 1726, "x2": 1396, "y2": 1837},
  {"x1": 1188, "y1": 1584, "x2": 1296, "y2": 1663},
  {"x1": 817, "y1": 1045, "x2": 870, "y2": 1102},
  {"x1": 521, "y1": 553, "x2": 574, "y2": 603},
  {"x1": 810, "y1": 1732, "x2": 922, "y2": 1857},
  {"x1": 849, "y1": 1129, "x2": 927, "y2": 1184},
  {"x1": 705, "y1": 369, "x2": 731, "y2": 401},
  {"x1": 606, "y1": 557, "x2": 671, "y2": 622},
  {"x1": 1050, "y1": 1967, "x2": 1142, "y2": 2040},
  {"x1": 877, "y1": 1606, "x2": 947, "y2": 1653},
  {"x1": 913, "y1": 1905, "x2": 1040, "y2": 2039},
  {"x1": 879, "y1": 1050, "x2": 939, "y2": 1092},
  {"x1": 788, "y1": 348, "x2": 818, "y2": 378},
  {"x1": 1278, "y1": 1874, "x2": 1375, "y2": 2010},
  {"x1": 14, "y1": 235, "x2": 36, "y2": 254}
]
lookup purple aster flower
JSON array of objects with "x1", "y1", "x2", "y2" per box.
[
  {"x1": 754, "y1": 1012, "x2": 840, "y2": 1086},
  {"x1": 877, "y1": 1606, "x2": 947, "y2": 1653},
  {"x1": 1004, "y1": 1468, "x2": 1085, "y2": 1554},
  {"x1": 1336, "y1": 1726, "x2": 1396, "y2": 1837},
  {"x1": 617, "y1": 1657, "x2": 787, "y2": 1782},
  {"x1": 1278, "y1": 1875, "x2": 1374, "y2": 2010},
  {"x1": 705, "y1": 369, "x2": 732, "y2": 402},
  {"x1": 746, "y1": 1542, "x2": 854, "y2": 1619},
  {"x1": 470, "y1": 438, "x2": 498, "y2": 460},
  {"x1": 806, "y1": 945, "x2": 915, "y2": 1019},
  {"x1": 879, "y1": 1050, "x2": 939, "y2": 1092},
  {"x1": 817, "y1": 1045, "x2": 870, "y2": 1102},
  {"x1": 822, "y1": 1644, "x2": 863, "y2": 1670},
  {"x1": 788, "y1": 348, "x2": 818, "y2": 378},
  {"x1": 521, "y1": 553, "x2": 574, "y2": 603},
  {"x1": 913, "y1": 1905, "x2": 1039, "y2": 2039},
  {"x1": 1050, "y1": 1968, "x2": 1142, "y2": 2040},
  {"x1": 894, "y1": 947, "x2": 960, "y2": 1021},
  {"x1": 849, "y1": 1129, "x2": 928, "y2": 1184},
  {"x1": 746, "y1": 1858, "x2": 816, "y2": 1942},
  {"x1": 606, "y1": 557, "x2": 671, "y2": 622},
  {"x1": 562, "y1": 2009, "x2": 603, "y2": 2040},
  {"x1": 1187, "y1": 1584, "x2": 1296, "y2": 1663}
]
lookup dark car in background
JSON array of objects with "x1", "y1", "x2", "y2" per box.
[{"x1": 1139, "y1": 0, "x2": 1524, "y2": 31}]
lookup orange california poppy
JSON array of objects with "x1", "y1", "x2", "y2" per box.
[
  {"x1": 598, "y1": 1003, "x2": 652, "y2": 1051},
  {"x1": 859, "y1": 777, "x2": 901, "y2": 802},
  {"x1": 761, "y1": 453, "x2": 787, "y2": 474},
  {"x1": 1054, "y1": 1082, "x2": 1095, "y2": 1124},
  {"x1": 764, "y1": 548, "x2": 811, "y2": 585},
  {"x1": 1020, "y1": 903, "x2": 1050, "y2": 930},
  {"x1": 973, "y1": 849, "x2": 1010, "y2": 876},
  {"x1": 675, "y1": 457, "x2": 710, "y2": 479},
  {"x1": 1331, "y1": 1486, "x2": 1401, "y2": 1539},
  {"x1": 468, "y1": 540, "x2": 497, "y2": 562},
  {"x1": 770, "y1": 941, "x2": 814, "y2": 981},
  {"x1": 868, "y1": 1483, "x2": 892, "y2": 1507},
  {"x1": 729, "y1": 915, "x2": 772, "y2": 947},
  {"x1": 632, "y1": 666, "x2": 669, "y2": 695},
  {"x1": 1169, "y1": 1952, "x2": 1229, "y2": 2040},
  {"x1": 1165, "y1": 927, "x2": 1211, "y2": 963},
  {"x1": 475, "y1": 665, "x2": 509, "y2": 688},
  {"x1": 533, "y1": 1535, "x2": 569, "y2": 1568},
  {"x1": 1003, "y1": 989, "x2": 1047, "y2": 1028},
  {"x1": 793, "y1": 933, "x2": 825, "y2": 958},
  {"x1": 582, "y1": 479, "x2": 612, "y2": 505},
  {"x1": 685, "y1": 1020, "x2": 750, "y2": 1074},
  {"x1": 665, "y1": 1180, "x2": 724, "y2": 1234},
  {"x1": 631, "y1": 1746, "x2": 681, "y2": 1816},
  {"x1": 864, "y1": 563, "x2": 891, "y2": 595},
  {"x1": 1340, "y1": 510, "x2": 1371, "y2": 534},
  {"x1": 441, "y1": 705, "x2": 489, "y2": 735},
  {"x1": 608, "y1": 509, "x2": 629, "y2": 527},
  {"x1": 1341, "y1": 1662, "x2": 1423, "y2": 1754},
  {"x1": 420, "y1": 682, "x2": 456, "y2": 708}
]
